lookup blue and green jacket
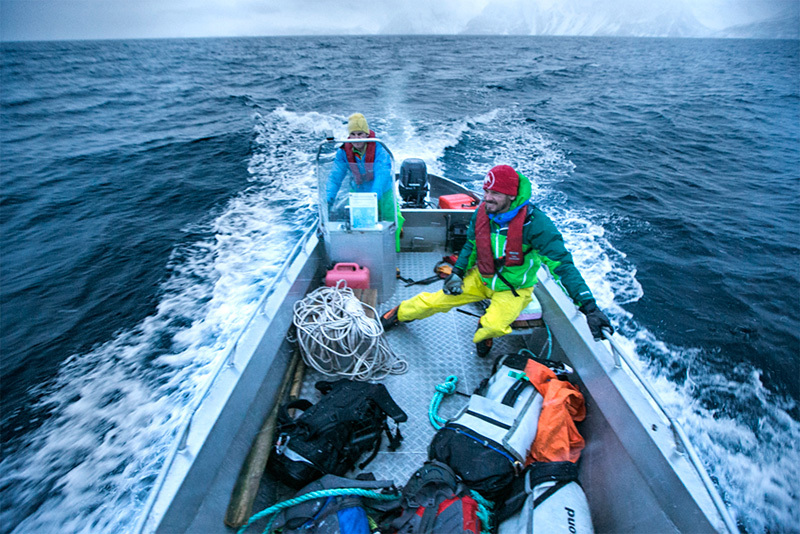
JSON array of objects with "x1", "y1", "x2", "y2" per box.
[
  {"x1": 453, "y1": 172, "x2": 595, "y2": 307},
  {"x1": 326, "y1": 142, "x2": 394, "y2": 221}
]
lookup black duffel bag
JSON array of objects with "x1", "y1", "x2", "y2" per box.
[{"x1": 268, "y1": 379, "x2": 408, "y2": 489}]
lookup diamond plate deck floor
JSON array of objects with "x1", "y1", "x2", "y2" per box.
[{"x1": 297, "y1": 250, "x2": 530, "y2": 488}]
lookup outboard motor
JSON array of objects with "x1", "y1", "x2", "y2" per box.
[{"x1": 399, "y1": 158, "x2": 429, "y2": 208}]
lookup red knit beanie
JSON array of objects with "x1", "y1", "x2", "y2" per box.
[{"x1": 483, "y1": 165, "x2": 519, "y2": 197}]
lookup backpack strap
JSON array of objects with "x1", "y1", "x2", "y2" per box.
[
  {"x1": 417, "y1": 503, "x2": 439, "y2": 534},
  {"x1": 527, "y1": 461, "x2": 579, "y2": 508},
  {"x1": 532, "y1": 480, "x2": 570, "y2": 508},
  {"x1": 501, "y1": 378, "x2": 533, "y2": 406},
  {"x1": 357, "y1": 425, "x2": 384, "y2": 470},
  {"x1": 369, "y1": 383, "x2": 409, "y2": 423},
  {"x1": 386, "y1": 424, "x2": 404, "y2": 451},
  {"x1": 356, "y1": 419, "x2": 406, "y2": 472},
  {"x1": 526, "y1": 460, "x2": 578, "y2": 486},
  {"x1": 276, "y1": 399, "x2": 313, "y2": 427},
  {"x1": 392, "y1": 461, "x2": 461, "y2": 533},
  {"x1": 494, "y1": 461, "x2": 579, "y2": 522}
]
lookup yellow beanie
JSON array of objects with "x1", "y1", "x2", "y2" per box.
[{"x1": 347, "y1": 113, "x2": 369, "y2": 134}]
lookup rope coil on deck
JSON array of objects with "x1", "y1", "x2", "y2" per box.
[{"x1": 293, "y1": 281, "x2": 408, "y2": 381}]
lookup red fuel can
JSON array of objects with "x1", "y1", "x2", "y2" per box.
[
  {"x1": 325, "y1": 263, "x2": 370, "y2": 289},
  {"x1": 439, "y1": 194, "x2": 478, "y2": 210}
]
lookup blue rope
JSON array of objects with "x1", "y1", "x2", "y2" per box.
[
  {"x1": 429, "y1": 375, "x2": 459, "y2": 430},
  {"x1": 237, "y1": 488, "x2": 398, "y2": 534}
]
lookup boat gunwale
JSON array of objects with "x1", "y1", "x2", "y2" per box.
[
  {"x1": 534, "y1": 272, "x2": 735, "y2": 533},
  {"x1": 134, "y1": 226, "x2": 321, "y2": 534},
  {"x1": 602, "y1": 329, "x2": 738, "y2": 533}
]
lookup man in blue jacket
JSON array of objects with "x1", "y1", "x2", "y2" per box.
[{"x1": 326, "y1": 113, "x2": 395, "y2": 223}]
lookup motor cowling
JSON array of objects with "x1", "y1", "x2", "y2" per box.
[{"x1": 399, "y1": 158, "x2": 429, "y2": 207}]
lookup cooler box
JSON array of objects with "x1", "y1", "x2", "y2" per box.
[
  {"x1": 439, "y1": 194, "x2": 478, "y2": 210},
  {"x1": 325, "y1": 263, "x2": 370, "y2": 289}
]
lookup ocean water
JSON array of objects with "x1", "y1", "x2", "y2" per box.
[{"x1": 1, "y1": 36, "x2": 798, "y2": 533}]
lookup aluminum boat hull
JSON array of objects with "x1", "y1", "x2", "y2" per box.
[{"x1": 136, "y1": 173, "x2": 734, "y2": 534}]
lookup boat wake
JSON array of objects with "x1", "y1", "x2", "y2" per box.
[{"x1": 0, "y1": 108, "x2": 320, "y2": 534}]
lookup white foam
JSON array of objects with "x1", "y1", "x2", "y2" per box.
[
  {"x1": 0, "y1": 107, "x2": 327, "y2": 533},
  {"x1": 446, "y1": 106, "x2": 576, "y2": 183},
  {"x1": 621, "y1": 328, "x2": 800, "y2": 533}
]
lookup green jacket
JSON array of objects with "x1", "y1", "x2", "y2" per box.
[{"x1": 454, "y1": 173, "x2": 595, "y2": 307}]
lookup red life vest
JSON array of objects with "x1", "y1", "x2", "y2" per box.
[
  {"x1": 342, "y1": 130, "x2": 377, "y2": 185},
  {"x1": 475, "y1": 203, "x2": 527, "y2": 276}
]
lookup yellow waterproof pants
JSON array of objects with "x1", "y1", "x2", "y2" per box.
[{"x1": 397, "y1": 268, "x2": 533, "y2": 343}]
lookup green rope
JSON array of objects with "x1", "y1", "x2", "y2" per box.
[
  {"x1": 238, "y1": 488, "x2": 399, "y2": 534},
  {"x1": 470, "y1": 490, "x2": 494, "y2": 534},
  {"x1": 429, "y1": 375, "x2": 459, "y2": 430}
]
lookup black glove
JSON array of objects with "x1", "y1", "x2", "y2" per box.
[
  {"x1": 579, "y1": 300, "x2": 613, "y2": 341},
  {"x1": 443, "y1": 274, "x2": 463, "y2": 295},
  {"x1": 443, "y1": 267, "x2": 465, "y2": 295}
]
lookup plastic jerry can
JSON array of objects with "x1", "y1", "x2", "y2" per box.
[
  {"x1": 439, "y1": 194, "x2": 478, "y2": 210},
  {"x1": 325, "y1": 263, "x2": 370, "y2": 289}
]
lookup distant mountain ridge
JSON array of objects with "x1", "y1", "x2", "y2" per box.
[
  {"x1": 381, "y1": 0, "x2": 799, "y2": 39},
  {"x1": 461, "y1": 0, "x2": 714, "y2": 37},
  {"x1": 715, "y1": 7, "x2": 800, "y2": 39}
]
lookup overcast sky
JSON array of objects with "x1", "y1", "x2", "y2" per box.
[{"x1": 1, "y1": 0, "x2": 795, "y2": 41}]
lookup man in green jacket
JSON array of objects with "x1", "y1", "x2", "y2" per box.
[{"x1": 381, "y1": 164, "x2": 612, "y2": 357}]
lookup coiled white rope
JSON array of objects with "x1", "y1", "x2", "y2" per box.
[{"x1": 292, "y1": 281, "x2": 408, "y2": 381}]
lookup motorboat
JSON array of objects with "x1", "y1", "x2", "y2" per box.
[{"x1": 134, "y1": 137, "x2": 737, "y2": 534}]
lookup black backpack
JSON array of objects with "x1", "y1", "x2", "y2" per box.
[
  {"x1": 388, "y1": 460, "x2": 483, "y2": 534},
  {"x1": 268, "y1": 379, "x2": 408, "y2": 489}
]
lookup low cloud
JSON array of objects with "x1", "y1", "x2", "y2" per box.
[{"x1": 1, "y1": 0, "x2": 795, "y2": 41}]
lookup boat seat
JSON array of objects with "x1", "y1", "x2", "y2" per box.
[
  {"x1": 508, "y1": 294, "x2": 544, "y2": 334},
  {"x1": 467, "y1": 293, "x2": 544, "y2": 334},
  {"x1": 510, "y1": 317, "x2": 545, "y2": 330}
]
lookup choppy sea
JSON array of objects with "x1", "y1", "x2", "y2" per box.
[{"x1": 1, "y1": 35, "x2": 798, "y2": 533}]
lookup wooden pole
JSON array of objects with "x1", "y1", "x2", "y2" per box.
[
  {"x1": 223, "y1": 351, "x2": 304, "y2": 528},
  {"x1": 287, "y1": 358, "x2": 307, "y2": 417}
]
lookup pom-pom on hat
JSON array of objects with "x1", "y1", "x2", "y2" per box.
[
  {"x1": 483, "y1": 165, "x2": 519, "y2": 197},
  {"x1": 347, "y1": 113, "x2": 370, "y2": 134}
]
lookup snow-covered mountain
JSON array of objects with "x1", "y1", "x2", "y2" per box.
[
  {"x1": 378, "y1": 0, "x2": 796, "y2": 39},
  {"x1": 460, "y1": 0, "x2": 714, "y2": 37}
]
